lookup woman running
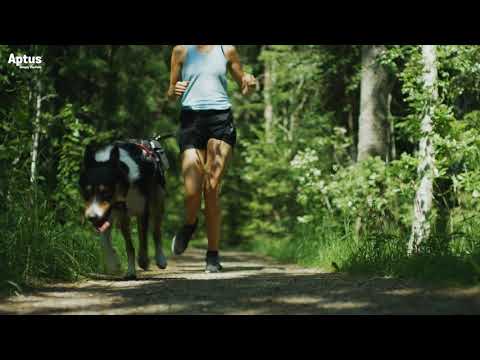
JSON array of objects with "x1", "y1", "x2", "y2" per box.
[{"x1": 167, "y1": 45, "x2": 257, "y2": 272}]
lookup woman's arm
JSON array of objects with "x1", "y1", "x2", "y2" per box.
[
  {"x1": 167, "y1": 45, "x2": 188, "y2": 101},
  {"x1": 224, "y1": 45, "x2": 257, "y2": 96}
]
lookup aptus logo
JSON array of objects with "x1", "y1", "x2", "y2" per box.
[{"x1": 8, "y1": 53, "x2": 43, "y2": 69}]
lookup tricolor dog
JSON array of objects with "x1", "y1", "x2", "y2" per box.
[{"x1": 79, "y1": 140, "x2": 169, "y2": 280}]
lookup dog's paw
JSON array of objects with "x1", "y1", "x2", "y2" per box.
[
  {"x1": 122, "y1": 273, "x2": 137, "y2": 281},
  {"x1": 156, "y1": 253, "x2": 168, "y2": 270},
  {"x1": 138, "y1": 255, "x2": 150, "y2": 271}
]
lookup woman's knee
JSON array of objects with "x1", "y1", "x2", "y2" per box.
[
  {"x1": 204, "y1": 176, "x2": 224, "y2": 200},
  {"x1": 184, "y1": 175, "x2": 203, "y2": 197},
  {"x1": 204, "y1": 177, "x2": 221, "y2": 199}
]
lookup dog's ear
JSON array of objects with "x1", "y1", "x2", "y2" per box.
[
  {"x1": 109, "y1": 145, "x2": 120, "y2": 167},
  {"x1": 84, "y1": 142, "x2": 97, "y2": 167}
]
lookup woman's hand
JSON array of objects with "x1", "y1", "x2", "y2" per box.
[
  {"x1": 224, "y1": 46, "x2": 257, "y2": 97},
  {"x1": 241, "y1": 73, "x2": 257, "y2": 96},
  {"x1": 167, "y1": 80, "x2": 189, "y2": 101},
  {"x1": 174, "y1": 81, "x2": 189, "y2": 97}
]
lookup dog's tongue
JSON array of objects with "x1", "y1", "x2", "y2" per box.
[{"x1": 97, "y1": 220, "x2": 111, "y2": 233}]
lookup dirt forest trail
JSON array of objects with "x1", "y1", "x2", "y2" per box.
[{"x1": 1, "y1": 247, "x2": 479, "y2": 315}]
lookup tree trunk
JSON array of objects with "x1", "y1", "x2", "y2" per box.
[
  {"x1": 388, "y1": 93, "x2": 396, "y2": 162},
  {"x1": 30, "y1": 77, "x2": 42, "y2": 185},
  {"x1": 289, "y1": 91, "x2": 307, "y2": 142},
  {"x1": 263, "y1": 46, "x2": 274, "y2": 143},
  {"x1": 408, "y1": 45, "x2": 439, "y2": 255},
  {"x1": 347, "y1": 103, "x2": 356, "y2": 161},
  {"x1": 357, "y1": 45, "x2": 392, "y2": 162}
]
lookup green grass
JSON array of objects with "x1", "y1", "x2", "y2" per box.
[
  {"x1": 0, "y1": 190, "x2": 103, "y2": 296},
  {"x1": 242, "y1": 216, "x2": 480, "y2": 285}
]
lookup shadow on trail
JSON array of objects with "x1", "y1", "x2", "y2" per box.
[{"x1": 3, "y1": 267, "x2": 479, "y2": 315}]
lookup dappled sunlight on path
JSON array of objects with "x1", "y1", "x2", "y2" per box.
[{"x1": 1, "y1": 248, "x2": 479, "y2": 315}]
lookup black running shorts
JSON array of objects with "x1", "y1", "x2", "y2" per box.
[{"x1": 178, "y1": 108, "x2": 237, "y2": 153}]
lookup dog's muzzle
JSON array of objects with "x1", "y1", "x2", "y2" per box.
[
  {"x1": 87, "y1": 207, "x2": 112, "y2": 233},
  {"x1": 86, "y1": 202, "x2": 127, "y2": 233}
]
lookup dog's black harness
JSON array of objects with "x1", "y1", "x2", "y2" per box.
[
  {"x1": 115, "y1": 137, "x2": 174, "y2": 190},
  {"x1": 127, "y1": 139, "x2": 170, "y2": 174}
]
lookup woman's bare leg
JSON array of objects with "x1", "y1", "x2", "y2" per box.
[
  {"x1": 181, "y1": 148, "x2": 206, "y2": 225},
  {"x1": 203, "y1": 139, "x2": 232, "y2": 251}
]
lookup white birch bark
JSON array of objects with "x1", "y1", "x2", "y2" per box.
[
  {"x1": 30, "y1": 77, "x2": 42, "y2": 185},
  {"x1": 408, "y1": 45, "x2": 439, "y2": 255},
  {"x1": 264, "y1": 48, "x2": 274, "y2": 143}
]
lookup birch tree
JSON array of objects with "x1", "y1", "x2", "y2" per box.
[
  {"x1": 408, "y1": 45, "x2": 439, "y2": 255},
  {"x1": 30, "y1": 75, "x2": 42, "y2": 185},
  {"x1": 263, "y1": 45, "x2": 274, "y2": 143}
]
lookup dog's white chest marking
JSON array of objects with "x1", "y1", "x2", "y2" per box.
[
  {"x1": 126, "y1": 186, "x2": 146, "y2": 216},
  {"x1": 94, "y1": 146, "x2": 140, "y2": 182}
]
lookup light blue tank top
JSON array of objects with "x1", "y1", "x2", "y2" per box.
[{"x1": 181, "y1": 45, "x2": 232, "y2": 111}]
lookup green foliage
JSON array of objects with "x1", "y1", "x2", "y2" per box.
[
  {"x1": 235, "y1": 46, "x2": 362, "y2": 245},
  {"x1": 242, "y1": 45, "x2": 480, "y2": 284},
  {"x1": 241, "y1": 134, "x2": 298, "y2": 239}
]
